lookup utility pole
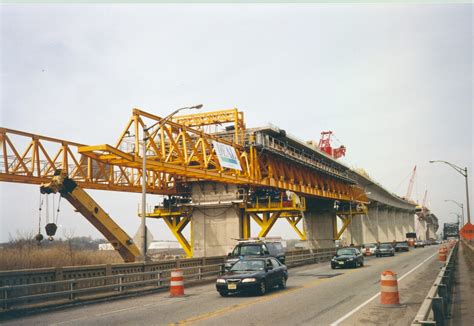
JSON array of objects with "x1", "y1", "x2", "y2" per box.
[{"x1": 139, "y1": 104, "x2": 203, "y2": 261}]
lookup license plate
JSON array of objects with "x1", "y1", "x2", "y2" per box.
[
  {"x1": 338, "y1": 262, "x2": 344, "y2": 265},
  {"x1": 228, "y1": 284, "x2": 237, "y2": 290}
]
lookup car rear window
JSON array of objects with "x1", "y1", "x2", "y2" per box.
[
  {"x1": 337, "y1": 249, "x2": 356, "y2": 255},
  {"x1": 380, "y1": 244, "x2": 392, "y2": 249},
  {"x1": 237, "y1": 245, "x2": 263, "y2": 256}
]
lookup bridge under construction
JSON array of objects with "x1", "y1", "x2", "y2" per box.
[{"x1": 0, "y1": 107, "x2": 438, "y2": 261}]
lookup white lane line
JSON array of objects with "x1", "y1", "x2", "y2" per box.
[
  {"x1": 50, "y1": 317, "x2": 88, "y2": 325},
  {"x1": 95, "y1": 306, "x2": 138, "y2": 316},
  {"x1": 330, "y1": 251, "x2": 438, "y2": 326}
]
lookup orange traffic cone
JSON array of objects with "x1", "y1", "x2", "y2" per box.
[
  {"x1": 438, "y1": 247, "x2": 447, "y2": 262},
  {"x1": 380, "y1": 270, "x2": 400, "y2": 305},
  {"x1": 170, "y1": 269, "x2": 184, "y2": 296}
]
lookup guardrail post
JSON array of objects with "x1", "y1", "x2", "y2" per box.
[
  {"x1": 157, "y1": 272, "x2": 162, "y2": 287},
  {"x1": 198, "y1": 267, "x2": 202, "y2": 281},
  {"x1": 69, "y1": 280, "x2": 76, "y2": 301},
  {"x1": 2, "y1": 287, "x2": 8, "y2": 310},
  {"x1": 118, "y1": 275, "x2": 123, "y2": 293},
  {"x1": 432, "y1": 297, "x2": 445, "y2": 326}
]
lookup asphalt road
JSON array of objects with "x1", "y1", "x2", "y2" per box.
[{"x1": 1, "y1": 245, "x2": 441, "y2": 326}]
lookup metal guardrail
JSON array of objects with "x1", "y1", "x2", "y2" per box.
[
  {"x1": 411, "y1": 242, "x2": 459, "y2": 326},
  {"x1": 0, "y1": 248, "x2": 335, "y2": 312}
]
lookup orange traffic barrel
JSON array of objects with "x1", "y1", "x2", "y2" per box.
[
  {"x1": 380, "y1": 270, "x2": 400, "y2": 305},
  {"x1": 170, "y1": 269, "x2": 184, "y2": 296},
  {"x1": 438, "y1": 247, "x2": 447, "y2": 262}
]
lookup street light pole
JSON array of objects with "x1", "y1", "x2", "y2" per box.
[
  {"x1": 430, "y1": 160, "x2": 471, "y2": 224},
  {"x1": 139, "y1": 104, "x2": 203, "y2": 261},
  {"x1": 444, "y1": 199, "x2": 465, "y2": 227}
]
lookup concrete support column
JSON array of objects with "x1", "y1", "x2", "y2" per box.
[
  {"x1": 191, "y1": 182, "x2": 241, "y2": 257},
  {"x1": 387, "y1": 209, "x2": 397, "y2": 241},
  {"x1": 395, "y1": 210, "x2": 404, "y2": 241},
  {"x1": 304, "y1": 199, "x2": 336, "y2": 249},
  {"x1": 361, "y1": 207, "x2": 379, "y2": 244},
  {"x1": 416, "y1": 218, "x2": 427, "y2": 240},
  {"x1": 347, "y1": 214, "x2": 364, "y2": 245},
  {"x1": 378, "y1": 207, "x2": 390, "y2": 242}
]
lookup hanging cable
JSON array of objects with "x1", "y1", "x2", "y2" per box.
[
  {"x1": 54, "y1": 195, "x2": 62, "y2": 224},
  {"x1": 35, "y1": 193, "x2": 44, "y2": 244}
]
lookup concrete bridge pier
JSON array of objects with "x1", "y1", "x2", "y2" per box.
[
  {"x1": 191, "y1": 182, "x2": 241, "y2": 257},
  {"x1": 360, "y1": 206, "x2": 380, "y2": 243},
  {"x1": 378, "y1": 206, "x2": 390, "y2": 242},
  {"x1": 304, "y1": 199, "x2": 336, "y2": 249}
]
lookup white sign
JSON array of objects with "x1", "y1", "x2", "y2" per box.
[{"x1": 212, "y1": 141, "x2": 242, "y2": 171}]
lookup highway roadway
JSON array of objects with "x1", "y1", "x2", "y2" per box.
[{"x1": 1, "y1": 245, "x2": 442, "y2": 326}]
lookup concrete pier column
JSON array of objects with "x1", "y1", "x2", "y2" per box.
[
  {"x1": 416, "y1": 218, "x2": 427, "y2": 240},
  {"x1": 304, "y1": 199, "x2": 336, "y2": 249},
  {"x1": 362, "y1": 206, "x2": 379, "y2": 243},
  {"x1": 378, "y1": 206, "x2": 390, "y2": 242},
  {"x1": 347, "y1": 214, "x2": 364, "y2": 245},
  {"x1": 191, "y1": 182, "x2": 242, "y2": 257},
  {"x1": 395, "y1": 210, "x2": 404, "y2": 241},
  {"x1": 387, "y1": 209, "x2": 397, "y2": 242}
]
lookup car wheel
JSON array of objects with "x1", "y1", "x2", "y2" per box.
[
  {"x1": 219, "y1": 291, "x2": 229, "y2": 297},
  {"x1": 278, "y1": 277, "x2": 287, "y2": 290},
  {"x1": 391, "y1": 253, "x2": 394, "y2": 256},
  {"x1": 376, "y1": 254, "x2": 379, "y2": 258},
  {"x1": 257, "y1": 281, "x2": 266, "y2": 296},
  {"x1": 360, "y1": 260, "x2": 364, "y2": 267},
  {"x1": 331, "y1": 264, "x2": 336, "y2": 269}
]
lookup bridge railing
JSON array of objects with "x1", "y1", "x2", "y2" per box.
[
  {"x1": 411, "y1": 242, "x2": 459, "y2": 326},
  {"x1": 0, "y1": 248, "x2": 335, "y2": 312}
]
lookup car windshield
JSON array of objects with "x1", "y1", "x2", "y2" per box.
[
  {"x1": 337, "y1": 249, "x2": 356, "y2": 255},
  {"x1": 396, "y1": 243, "x2": 408, "y2": 247},
  {"x1": 231, "y1": 260, "x2": 265, "y2": 271},
  {"x1": 379, "y1": 244, "x2": 392, "y2": 249},
  {"x1": 237, "y1": 245, "x2": 262, "y2": 256},
  {"x1": 365, "y1": 244, "x2": 376, "y2": 248}
]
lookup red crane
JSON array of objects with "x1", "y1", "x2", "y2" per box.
[
  {"x1": 406, "y1": 165, "x2": 417, "y2": 200},
  {"x1": 318, "y1": 131, "x2": 346, "y2": 159}
]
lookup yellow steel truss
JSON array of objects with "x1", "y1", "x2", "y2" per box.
[
  {"x1": 171, "y1": 108, "x2": 245, "y2": 145},
  {"x1": 0, "y1": 128, "x2": 177, "y2": 194},
  {"x1": 79, "y1": 108, "x2": 367, "y2": 203},
  {"x1": 334, "y1": 215, "x2": 352, "y2": 240}
]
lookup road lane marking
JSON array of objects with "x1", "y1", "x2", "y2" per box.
[
  {"x1": 169, "y1": 267, "x2": 364, "y2": 326},
  {"x1": 330, "y1": 251, "x2": 439, "y2": 326}
]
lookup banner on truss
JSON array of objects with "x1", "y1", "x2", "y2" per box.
[{"x1": 212, "y1": 141, "x2": 242, "y2": 171}]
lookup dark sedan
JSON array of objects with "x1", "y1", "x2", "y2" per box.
[
  {"x1": 216, "y1": 257, "x2": 288, "y2": 297},
  {"x1": 375, "y1": 243, "x2": 395, "y2": 257},
  {"x1": 395, "y1": 242, "x2": 410, "y2": 252},
  {"x1": 331, "y1": 248, "x2": 364, "y2": 269}
]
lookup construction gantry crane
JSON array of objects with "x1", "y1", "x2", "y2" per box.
[{"x1": 0, "y1": 107, "x2": 368, "y2": 261}]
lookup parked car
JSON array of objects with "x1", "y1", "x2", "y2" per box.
[
  {"x1": 331, "y1": 248, "x2": 364, "y2": 269},
  {"x1": 395, "y1": 242, "x2": 410, "y2": 252},
  {"x1": 216, "y1": 257, "x2": 288, "y2": 297},
  {"x1": 361, "y1": 243, "x2": 377, "y2": 256},
  {"x1": 414, "y1": 240, "x2": 425, "y2": 248},
  {"x1": 375, "y1": 243, "x2": 395, "y2": 257},
  {"x1": 225, "y1": 239, "x2": 285, "y2": 270}
]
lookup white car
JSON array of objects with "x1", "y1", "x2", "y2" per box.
[{"x1": 361, "y1": 243, "x2": 377, "y2": 256}]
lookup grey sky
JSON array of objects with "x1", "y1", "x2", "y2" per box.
[{"x1": 1, "y1": 4, "x2": 472, "y2": 242}]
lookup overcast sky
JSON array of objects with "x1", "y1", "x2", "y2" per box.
[{"x1": 1, "y1": 4, "x2": 472, "y2": 243}]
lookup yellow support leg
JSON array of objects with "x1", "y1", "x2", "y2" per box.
[
  {"x1": 334, "y1": 216, "x2": 351, "y2": 240},
  {"x1": 242, "y1": 213, "x2": 251, "y2": 239},
  {"x1": 285, "y1": 216, "x2": 307, "y2": 240},
  {"x1": 251, "y1": 212, "x2": 281, "y2": 238},
  {"x1": 163, "y1": 216, "x2": 192, "y2": 257}
]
